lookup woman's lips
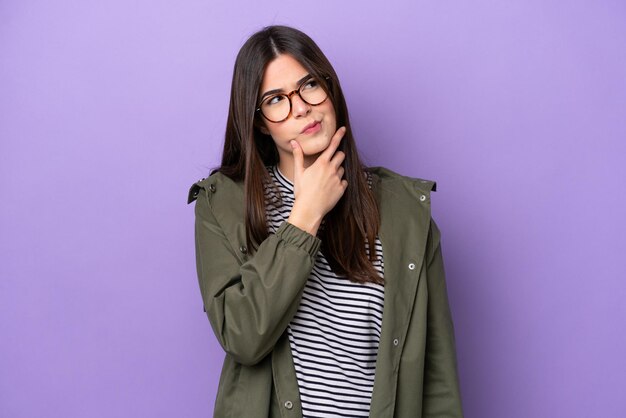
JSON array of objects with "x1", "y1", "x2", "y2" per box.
[{"x1": 301, "y1": 121, "x2": 321, "y2": 135}]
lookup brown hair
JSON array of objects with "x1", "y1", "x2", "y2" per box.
[{"x1": 214, "y1": 25, "x2": 382, "y2": 285}]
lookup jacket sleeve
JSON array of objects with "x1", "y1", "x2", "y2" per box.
[
  {"x1": 423, "y1": 218, "x2": 464, "y2": 417},
  {"x1": 194, "y1": 185, "x2": 321, "y2": 366}
]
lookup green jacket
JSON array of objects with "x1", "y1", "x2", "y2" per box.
[{"x1": 188, "y1": 166, "x2": 464, "y2": 417}]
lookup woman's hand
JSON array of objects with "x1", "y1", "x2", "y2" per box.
[{"x1": 287, "y1": 126, "x2": 348, "y2": 236}]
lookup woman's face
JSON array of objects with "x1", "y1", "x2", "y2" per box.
[{"x1": 257, "y1": 54, "x2": 337, "y2": 169}]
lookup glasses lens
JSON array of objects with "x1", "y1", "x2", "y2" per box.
[
  {"x1": 300, "y1": 78, "x2": 327, "y2": 106},
  {"x1": 261, "y1": 95, "x2": 290, "y2": 123}
]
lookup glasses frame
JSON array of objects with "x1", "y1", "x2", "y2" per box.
[{"x1": 256, "y1": 76, "x2": 331, "y2": 123}]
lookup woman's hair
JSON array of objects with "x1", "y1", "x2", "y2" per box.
[{"x1": 215, "y1": 25, "x2": 382, "y2": 285}]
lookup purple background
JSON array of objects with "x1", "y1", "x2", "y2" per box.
[{"x1": 2, "y1": 1, "x2": 625, "y2": 417}]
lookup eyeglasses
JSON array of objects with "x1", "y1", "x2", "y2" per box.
[{"x1": 256, "y1": 76, "x2": 330, "y2": 123}]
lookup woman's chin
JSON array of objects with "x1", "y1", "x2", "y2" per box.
[{"x1": 300, "y1": 136, "x2": 332, "y2": 156}]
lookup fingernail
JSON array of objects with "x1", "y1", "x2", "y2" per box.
[{"x1": 290, "y1": 140, "x2": 297, "y2": 149}]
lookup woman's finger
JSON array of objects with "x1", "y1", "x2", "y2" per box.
[
  {"x1": 330, "y1": 150, "x2": 345, "y2": 168},
  {"x1": 290, "y1": 140, "x2": 304, "y2": 181},
  {"x1": 320, "y1": 126, "x2": 346, "y2": 161}
]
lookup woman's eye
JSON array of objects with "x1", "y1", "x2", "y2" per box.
[
  {"x1": 267, "y1": 95, "x2": 284, "y2": 106},
  {"x1": 303, "y1": 79, "x2": 319, "y2": 90}
]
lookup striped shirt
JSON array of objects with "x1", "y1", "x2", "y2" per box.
[{"x1": 265, "y1": 165, "x2": 385, "y2": 418}]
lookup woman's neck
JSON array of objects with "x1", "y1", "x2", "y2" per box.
[{"x1": 277, "y1": 154, "x2": 318, "y2": 183}]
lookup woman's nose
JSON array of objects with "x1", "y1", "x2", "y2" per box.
[{"x1": 290, "y1": 94, "x2": 311, "y2": 118}]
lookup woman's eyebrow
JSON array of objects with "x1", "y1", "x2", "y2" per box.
[{"x1": 259, "y1": 74, "x2": 311, "y2": 101}]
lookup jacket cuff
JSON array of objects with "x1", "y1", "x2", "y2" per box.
[{"x1": 275, "y1": 221, "x2": 322, "y2": 258}]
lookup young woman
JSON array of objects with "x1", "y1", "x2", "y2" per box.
[{"x1": 188, "y1": 25, "x2": 464, "y2": 418}]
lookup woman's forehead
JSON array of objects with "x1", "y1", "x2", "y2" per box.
[{"x1": 261, "y1": 54, "x2": 310, "y2": 92}]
